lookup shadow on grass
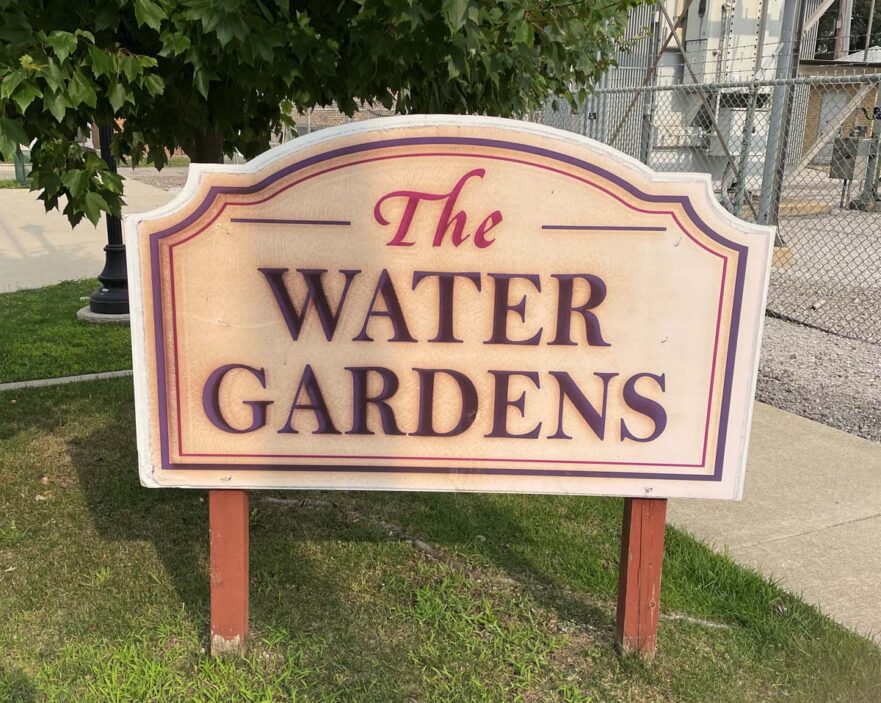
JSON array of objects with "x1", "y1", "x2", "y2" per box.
[
  {"x1": 59, "y1": 384, "x2": 617, "y2": 648},
  {"x1": 65, "y1": 418, "x2": 356, "y2": 646},
  {"x1": 0, "y1": 663, "x2": 36, "y2": 702},
  {"x1": 380, "y1": 491, "x2": 620, "y2": 633}
]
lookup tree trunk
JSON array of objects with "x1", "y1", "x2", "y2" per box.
[{"x1": 187, "y1": 129, "x2": 224, "y2": 164}]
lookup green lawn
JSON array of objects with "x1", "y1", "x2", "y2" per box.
[
  {"x1": 1, "y1": 284, "x2": 880, "y2": 701},
  {"x1": 0, "y1": 280, "x2": 132, "y2": 383}
]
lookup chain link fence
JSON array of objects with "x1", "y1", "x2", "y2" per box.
[{"x1": 530, "y1": 73, "x2": 881, "y2": 346}]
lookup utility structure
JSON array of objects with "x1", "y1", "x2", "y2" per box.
[{"x1": 586, "y1": 0, "x2": 824, "y2": 228}]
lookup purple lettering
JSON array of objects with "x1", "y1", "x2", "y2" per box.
[
  {"x1": 354, "y1": 269, "x2": 416, "y2": 342},
  {"x1": 259, "y1": 267, "x2": 359, "y2": 342},
  {"x1": 550, "y1": 274, "x2": 610, "y2": 347},
  {"x1": 346, "y1": 366, "x2": 403, "y2": 435},
  {"x1": 278, "y1": 364, "x2": 340, "y2": 435},
  {"x1": 486, "y1": 370, "x2": 542, "y2": 439},
  {"x1": 411, "y1": 368, "x2": 478, "y2": 437},
  {"x1": 549, "y1": 371, "x2": 618, "y2": 440},
  {"x1": 202, "y1": 364, "x2": 272, "y2": 434},
  {"x1": 620, "y1": 373, "x2": 667, "y2": 442},
  {"x1": 485, "y1": 273, "x2": 543, "y2": 345},
  {"x1": 412, "y1": 271, "x2": 481, "y2": 343}
]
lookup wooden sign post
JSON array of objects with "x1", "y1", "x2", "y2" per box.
[
  {"x1": 125, "y1": 116, "x2": 774, "y2": 657},
  {"x1": 208, "y1": 489, "x2": 249, "y2": 655},
  {"x1": 616, "y1": 497, "x2": 667, "y2": 656}
]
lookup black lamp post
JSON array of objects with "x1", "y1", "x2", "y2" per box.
[{"x1": 88, "y1": 123, "x2": 128, "y2": 315}]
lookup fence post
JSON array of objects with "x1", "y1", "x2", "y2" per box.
[
  {"x1": 638, "y1": 9, "x2": 662, "y2": 166},
  {"x1": 758, "y1": 0, "x2": 805, "y2": 227},
  {"x1": 853, "y1": 86, "x2": 881, "y2": 208},
  {"x1": 734, "y1": 87, "x2": 759, "y2": 216}
]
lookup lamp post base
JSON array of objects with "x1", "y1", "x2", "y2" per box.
[
  {"x1": 88, "y1": 239, "x2": 129, "y2": 315},
  {"x1": 76, "y1": 306, "x2": 130, "y2": 325}
]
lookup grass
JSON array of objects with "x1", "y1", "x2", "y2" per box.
[
  {"x1": 0, "y1": 179, "x2": 25, "y2": 189},
  {"x1": 0, "y1": 280, "x2": 132, "y2": 383},
  {"x1": 1, "y1": 283, "x2": 880, "y2": 701},
  {"x1": 1, "y1": 380, "x2": 880, "y2": 702}
]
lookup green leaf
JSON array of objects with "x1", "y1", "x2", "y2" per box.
[
  {"x1": 68, "y1": 71, "x2": 97, "y2": 109},
  {"x1": 61, "y1": 169, "x2": 90, "y2": 199},
  {"x1": 514, "y1": 20, "x2": 534, "y2": 47},
  {"x1": 0, "y1": 70, "x2": 26, "y2": 100},
  {"x1": 43, "y1": 92, "x2": 67, "y2": 122},
  {"x1": 95, "y1": 3, "x2": 120, "y2": 31},
  {"x1": 134, "y1": 0, "x2": 166, "y2": 31},
  {"x1": 0, "y1": 117, "x2": 28, "y2": 160},
  {"x1": 88, "y1": 45, "x2": 115, "y2": 78},
  {"x1": 101, "y1": 171, "x2": 124, "y2": 194},
  {"x1": 108, "y1": 82, "x2": 126, "y2": 112},
  {"x1": 44, "y1": 31, "x2": 78, "y2": 63},
  {"x1": 143, "y1": 74, "x2": 165, "y2": 97},
  {"x1": 42, "y1": 61, "x2": 64, "y2": 93},
  {"x1": 83, "y1": 191, "x2": 109, "y2": 225},
  {"x1": 120, "y1": 55, "x2": 139, "y2": 82},
  {"x1": 444, "y1": 0, "x2": 468, "y2": 30},
  {"x1": 12, "y1": 82, "x2": 42, "y2": 113},
  {"x1": 159, "y1": 32, "x2": 191, "y2": 57},
  {"x1": 193, "y1": 66, "x2": 210, "y2": 98}
]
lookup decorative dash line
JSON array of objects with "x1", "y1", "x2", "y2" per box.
[
  {"x1": 541, "y1": 224, "x2": 666, "y2": 232},
  {"x1": 230, "y1": 218, "x2": 352, "y2": 226}
]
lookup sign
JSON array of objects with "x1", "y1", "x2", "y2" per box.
[{"x1": 126, "y1": 116, "x2": 774, "y2": 499}]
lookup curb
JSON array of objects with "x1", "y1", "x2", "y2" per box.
[{"x1": 0, "y1": 369, "x2": 133, "y2": 392}]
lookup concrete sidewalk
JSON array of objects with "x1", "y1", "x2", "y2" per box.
[
  {"x1": 670, "y1": 402, "x2": 881, "y2": 643},
  {"x1": 0, "y1": 178, "x2": 175, "y2": 291}
]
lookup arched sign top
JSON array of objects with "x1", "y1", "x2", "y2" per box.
[{"x1": 126, "y1": 116, "x2": 774, "y2": 499}]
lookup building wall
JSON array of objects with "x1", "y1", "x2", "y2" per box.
[{"x1": 799, "y1": 63, "x2": 879, "y2": 163}]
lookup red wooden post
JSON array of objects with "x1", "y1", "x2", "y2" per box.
[
  {"x1": 615, "y1": 497, "x2": 667, "y2": 657},
  {"x1": 209, "y1": 489, "x2": 250, "y2": 656}
]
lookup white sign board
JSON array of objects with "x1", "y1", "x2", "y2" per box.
[{"x1": 126, "y1": 116, "x2": 774, "y2": 499}]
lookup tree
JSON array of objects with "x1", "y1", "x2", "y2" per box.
[{"x1": 0, "y1": 0, "x2": 641, "y2": 226}]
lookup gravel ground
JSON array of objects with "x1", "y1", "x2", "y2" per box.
[
  {"x1": 757, "y1": 316, "x2": 881, "y2": 442},
  {"x1": 124, "y1": 166, "x2": 189, "y2": 192},
  {"x1": 769, "y1": 208, "x2": 881, "y2": 345}
]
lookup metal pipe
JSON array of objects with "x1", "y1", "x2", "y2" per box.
[
  {"x1": 760, "y1": 0, "x2": 835, "y2": 76},
  {"x1": 769, "y1": 0, "x2": 808, "y2": 228},
  {"x1": 639, "y1": 7, "x2": 663, "y2": 165},
  {"x1": 757, "y1": 0, "x2": 803, "y2": 225},
  {"x1": 734, "y1": 0, "x2": 771, "y2": 215},
  {"x1": 854, "y1": 86, "x2": 881, "y2": 207},
  {"x1": 864, "y1": 0, "x2": 877, "y2": 63}
]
